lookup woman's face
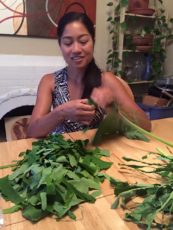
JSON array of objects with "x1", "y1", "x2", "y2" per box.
[{"x1": 59, "y1": 21, "x2": 94, "y2": 70}]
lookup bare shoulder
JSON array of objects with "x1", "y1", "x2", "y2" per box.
[
  {"x1": 101, "y1": 71, "x2": 134, "y2": 99},
  {"x1": 39, "y1": 73, "x2": 55, "y2": 91},
  {"x1": 101, "y1": 71, "x2": 123, "y2": 87}
]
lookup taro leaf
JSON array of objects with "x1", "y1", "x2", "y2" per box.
[
  {"x1": 68, "y1": 178, "x2": 100, "y2": 193},
  {"x1": 94, "y1": 148, "x2": 110, "y2": 157},
  {"x1": 0, "y1": 176, "x2": 24, "y2": 204},
  {"x1": 66, "y1": 170, "x2": 80, "y2": 180},
  {"x1": 64, "y1": 180, "x2": 96, "y2": 203},
  {"x1": 28, "y1": 195, "x2": 40, "y2": 206},
  {"x1": 9, "y1": 163, "x2": 29, "y2": 180},
  {"x1": 53, "y1": 201, "x2": 73, "y2": 219},
  {"x1": 123, "y1": 129, "x2": 149, "y2": 142},
  {"x1": 53, "y1": 193, "x2": 81, "y2": 219},
  {"x1": 68, "y1": 179, "x2": 89, "y2": 194},
  {"x1": 40, "y1": 192, "x2": 47, "y2": 211},
  {"x1": 87, "y1": 98, "x2": 98, "y2": 108},
  {"x1": 68, "y1": 154, "x2": 77, "y2": 167},
  {"x1": 91, "y1": 156, "x2": 113, "y2": 170},
  {"x1": 67, "y1": 210, "x2": 76, "y2": 220},
  {"x1": 56, "y1": 156, "x2": 68, "y2": 163},
  {"x1": 3, "y1": 204, "x2": 21, "y2": 214},
  {"x1": 53, "y1": 190, "x2": 82, "y2": 219},
  {"x1": 91, "y1": 190, "x2": 102, "y2": 198},
  {"x1": 22, "y1": 205, "x2": 49, "y2": 222},
  {"x1": 92, "y1": 105, "x2": 121, "y2": 145},
  {"x1": 79, "y1": 156, "x2": 98, "y2": 175},
  {"x1": 37, "y1": 167, "x2": 52, "y2": 188},
  {"x1": 51, "y1": 165, "x2": 68, "y2": 184},
  {"x1": 92, "y1": 103, "x2": 149, "y2": 145},
  {"x1": 0, "y1": 164, "x2": 16, "y2": 169}
]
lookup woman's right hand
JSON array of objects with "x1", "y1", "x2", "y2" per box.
[{"x1": 59, "y1": 99, "x2": 95, "y2": 125}]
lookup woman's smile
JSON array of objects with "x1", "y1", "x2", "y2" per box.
[{"x1": 71, "y1": 55, "x2": 85, "y2": 63}]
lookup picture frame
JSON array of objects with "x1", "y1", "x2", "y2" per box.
[{"x1": 0, "y1": 0, "x2": 96, "y2": 39}]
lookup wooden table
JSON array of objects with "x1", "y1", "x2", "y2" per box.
[{"x1": 0, "y1": 118, "x2": 173, "y2": 230}]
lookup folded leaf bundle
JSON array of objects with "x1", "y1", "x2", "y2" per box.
[
  {"x1": 0, "y1": 134, "x2": 112, "y2": 222},
  {"x1": 92, "y1": 103, "x2": 173, "y2": 148}
]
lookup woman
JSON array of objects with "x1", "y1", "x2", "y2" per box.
[{"x1": 27, "y1": 12, "x2": 151, "y2": 138}]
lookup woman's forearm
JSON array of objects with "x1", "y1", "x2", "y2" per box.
[
  {"x1": 27, "y1": 106, "x2": 65, "y2": 138},
  {"x1": 119, "y1": 105, "x2": 151, "y2": 132}
]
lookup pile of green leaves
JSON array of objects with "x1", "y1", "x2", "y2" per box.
[
  {"x1": 109, "y1": 148, "x2": 173, "y2": 230},
  {"x1": 0, "y1": 134, "x2": 112, "y2": 222}
]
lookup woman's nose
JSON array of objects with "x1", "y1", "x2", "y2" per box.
[{"x1": 72, "y1": 42, "x2": 81, "y2": 53}]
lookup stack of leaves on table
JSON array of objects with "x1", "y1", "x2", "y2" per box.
[
  {"x1": 109, "y1": 147, "x2": 173, "y2": 230},
  {"x1": 0, "y1": 134, "x2": 112, "y2": 222}
]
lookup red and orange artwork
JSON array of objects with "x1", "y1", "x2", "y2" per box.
[{"x1": 0, "y1": 0, "x2": 96, "y2": 38}]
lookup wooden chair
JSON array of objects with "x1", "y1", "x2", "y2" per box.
[
  {"x1": 116, "y1": 77, "x2": 134, "y2": 100},
  {"x1": 5, "y1": 116, "x2": 30, "y2": 141}
]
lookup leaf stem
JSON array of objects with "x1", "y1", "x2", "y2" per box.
[{"x1": 121, "y1": 114, "x2": 173, "y2": 148}]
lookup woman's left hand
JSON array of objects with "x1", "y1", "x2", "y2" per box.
[{"x1": 91, "y1": 87, "x2": 115, "y2": 109}]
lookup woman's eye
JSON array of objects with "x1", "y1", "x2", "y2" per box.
[
  {"x1": 62, "y1": 39, "x2": 73, "y2": 46},
  {"x1": 63, "y1": 41, "x2": 72, "y2": 46},
  {"x1": 80, "y1": 40, "x2": 88, "y2": 45},
  {"x1": 64, "y1": 42, "x2": 72, "y2": 46}
]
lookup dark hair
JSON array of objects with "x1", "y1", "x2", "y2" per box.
[
  {"x1": 57, "y1": 12, "x2": 101, "y2": 98},
  {"x1": 57, "y1": 12, "x2": 95, "y2": 44}
]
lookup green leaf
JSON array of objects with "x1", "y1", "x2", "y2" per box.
[
  {"x1": 92, "y1": 104, "x2": 121, "y2": 145},
  {"x1": 9, "y1": 163, "x2": 29, "y2": 180},
  {"x1": 40, "y1": 192, "x2": 47, "y2": 211},
  {"x1": 0, "y1": 164, "x2": 16, "y2": 169},
  {"x1": 37, "y1": 167, "x2": 52, "y2": 188},
  {"x1": 68, "y1": 154, "x2": 77, "y2": 167},
  {"x1": 91, "y1": 157, "x2": 113, "y2": 170},
  {"x1": 0, "y1": 176, "x2": 24, "y2": 204},
  {"x1": 124, "y1": 129, "x2": 149, "y2": 142},
  {"x1": 111, "y1": 197, "x2": 120, "y2": 209},
  {"x1": 91, "y1": 190, "x2": 102, "y2": 198},
  {"x1": 53, "y1": 201, "x2": 71, "y2": 218},
  {"x1": 64, "y1": 180, "x2": 96, "y2": 203},
  {"x1": 3, "y1": 205, "x2": 21, "y2": 214},
  {"x1": 22, "y1": 206, "x2": 49, "y2": 222},
  {"x1": 67, "y1": 210, "x2": 76, "y2": 220},
  {"x1": 56, "y1": 156, "x2": 68, "y2": 163}
]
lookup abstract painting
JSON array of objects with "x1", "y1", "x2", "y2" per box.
[{"x1": 0, "y1": 0, "x2": 96, "y2": 38}]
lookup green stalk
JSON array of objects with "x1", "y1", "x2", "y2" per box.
[
  {"x1": 0, "y1": 164, "x2": 16, "y2": 169},
  {"x1": 121, "y1": 114, "x2": 173, "y2": 148}
]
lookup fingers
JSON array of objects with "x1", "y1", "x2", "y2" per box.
[
  {"x1": 62, "y1": 99, "x2": 95, "y2": 123},
  {"x1": 80, "y1": 99, "x2": 95, "y2": 111},
  {"x1": 91, "y1": 87, "x2": 114, "y2": 109}
]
